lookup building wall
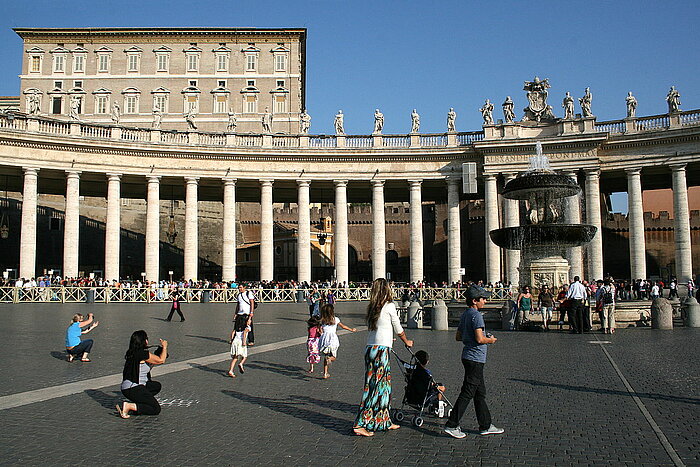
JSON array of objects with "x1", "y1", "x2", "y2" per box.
[{"x1": 17, "y1": 28, "x2": 305, "y2": 133}]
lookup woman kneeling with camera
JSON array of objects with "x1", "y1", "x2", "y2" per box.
[{"x1": 116, "y1": 330, "x2": 168, "y2": 419}]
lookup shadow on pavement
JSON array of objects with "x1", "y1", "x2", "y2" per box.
[
  {"x1": 222, "y1": 390, "x2": 354, "y2": 435},
  {"x1": 50, "y1": 351, "x2": 68, "y2": 361},
  {"x1": 186, "y1": 334, "x2": 229, "y2": 344},
  {"x1": 245, "y1": 361, "x2": 310, "y2": 381},
  {"x1": 188, "y1": 362, "x2": 230, "y2": 377},
  {"x1": 85, "y1": 388, "x2": 123, "y2": 411},
  {"x1": 512, "y1": 378, "x2": 700, "y2": 405}
]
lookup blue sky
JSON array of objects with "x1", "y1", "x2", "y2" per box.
[{"x1": 1, "y1": 0, "x2": 698, "y2": 210}]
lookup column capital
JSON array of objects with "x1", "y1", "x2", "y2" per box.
[
  {"x1": 65, "y1": 170, "x2": 81, "y2": 178},
  {"x1": 222, "y1": 177, "x2": 237, "y2": 186},
  {"x1": 296, "y1": 179, "x2": 311, "y2": 188},
  {"x1": 669, "y1": 163, "x2": 687, "y2": 172},
  {"x1": 561, "y1": 169, "x2": 578, "y2": 178},
  {"x1": 408, "y1": 179, "x2": 423, "y2": 188},
  {"x1": 624, "y1": 168, "x2": 642, "y2": 176},
  {"x1": 370, "y1": 179, "x2": 385, "y2": 188},
  {"x1": 502, "y1": 172, "x2": 517, "y2": 181},
  {"x1": 184, "y1": 176, "x2": 200, "y2": 184},
  {"x1": 106, "y1": 173, "x2": 122, "y2": 181},
  {"x1": 583, "y1": 168, "x2": 601, "y2": 178},
  {"x1": 483, "y1": 173, "x2": 497, "y2": 181},
  {"x1": 260, "y1": 179, "x2": 274, "y2": 187},
  {"x1": 23, "y1": 167, "x2": 40, "y2": 176},
  {"x1": 333, "y1": 179, "x2": 348, "y2": 187},
  {"x1": 146, "y1": 175, "x2": 161, "y2": 182}
]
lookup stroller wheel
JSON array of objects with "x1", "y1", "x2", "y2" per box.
[
  {"x1": 394, "y1": 410, "x2": 405, "y2": 422},
  {"x1": 412, "y1": 415, "x2": 424, "y2": 427}
]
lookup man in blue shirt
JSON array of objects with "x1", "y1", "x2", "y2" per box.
[
  {"x1": 444, "y1": 285, "x2": 504, "y2": 439},
  {"x1": 65, "y1": 312, "x2": 99, "y2": 362}
]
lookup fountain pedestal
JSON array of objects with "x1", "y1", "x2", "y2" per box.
[{"x1": 520, "y1": 254, "x2": 571, "y2": 290}]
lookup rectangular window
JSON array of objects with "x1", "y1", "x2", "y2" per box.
[
  {"x1": 95, "y1": 96, "x2": 108, "y2": 114},
  {"x1": 214, "y1": 95, "x2": 227, "y2": 113},
  {"x1": 276, "y1": 80, "x2": 285, "y2": 88},
  {"x1": 52, "y1": 97, "x2": 62, "y2": 114},
  {"x1": 274, "y1": 54, "x2": 286, "y2": 72},
  {"x1": 153, "y1": 95, "x2": 167, "y2": 112},
  {"x1": 246, "y1": 54, "x2": 256, "y2": 71},
  {"x1": 125, "y1": 96, "x2": 138, "y2": 114},
  {"x1": 247, "y1": 80, "x2": 255, "y2": 87},
  {"x1": 54, "y1": 81, "x2": 63, "y2": 89},
  {"x1": 98, "y1": 54, "x2": 109, "y2": 72},
  {"x1": 30, "y1": 56, "x2": 41, "y2": 73},
  {"x1": 274, "y1": 95, "x2": 286, "y2": 114},
  {"x1": 216, "y1": 54, "x2": 228, "y2": 72},
  {"x1": 127, "y1": 54, "x2": 139, "y2": 72},
  {"x1": 187, "y1": 54, "x2": 199, "y2": 72},
  {"x1": 54, "y1": 54, "x2": 65, "y2": 72},
  {"x1": 189, "y1": 80, "x2": 198, "y2": 87},
  {"x1": 218, "y1": 80, "x2": 226, "y2": 88},
  {"x1": 156, "y1": 54, "x2": 169, "y2": 72},
  {"x1": 73, "y1": 55, "x2": 85, "y2": 72},
  {"x1": 245, "y1": 95, "x2": 257, "y2": 114},
  {"x1": 186, "y1": 95, "x2": 198, "y2": 113},
  {"x1": 73, "y1": 80, "x2": 83, "y2": 89}
]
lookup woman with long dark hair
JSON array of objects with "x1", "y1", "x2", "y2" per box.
[
  {"x1": 116, "y1": 330, "x2": 168, "y2": 419},
  {"x1": 352, "y1": 278, "x2": 413, "y2": 437}
]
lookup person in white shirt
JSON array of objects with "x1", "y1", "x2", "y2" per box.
[
  {"x1": 236, "y1": 284, "x2": 256, "y2": 345},
  {"x1": 566, "y1": 276, "x2": 587, "y2": 334}
]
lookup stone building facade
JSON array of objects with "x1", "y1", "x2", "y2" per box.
[{"x1": 15, "y1": 28, "x2": 306, "y2": 133}]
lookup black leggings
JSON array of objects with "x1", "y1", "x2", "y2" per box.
[
  {"x1": 167, "y1": 302, "x2": 185, "y2": 321},
  {"x1": 122, "y1": 381, "x2": 162, "y2": 415}
]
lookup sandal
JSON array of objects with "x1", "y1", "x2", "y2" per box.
[
  {"x1": 388, "y1": 424, "x2": 401, "y2": 430},
  {"x1": 116, "y1": 404, "x2": 130, "y2": 419},
  {"x1": 80, "y1": 358, "x2": 91, "y2": 362},
  {"x1": 238, "y1": 364, "x2": 245, "y2": 374},
  {"x1": 227, "y1": 371, "x2": 236, "y2": 378},
  {"x1": 67, "y1": 354, "x2": 75, "y2": 362}
]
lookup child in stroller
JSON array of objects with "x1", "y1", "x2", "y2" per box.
[{"x1": 392, "y1": 348, "x2": 452, "y2": 427}]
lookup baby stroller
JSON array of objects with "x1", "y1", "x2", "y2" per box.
[{"x1": 390, "y1": 346, "x2": 453, "y2": 427}]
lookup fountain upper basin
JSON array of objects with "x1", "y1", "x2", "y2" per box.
[
  {"x1": 489, "y1": 224, "x2": 597, "y2": 249},
  {"x1": 502, "y1": 172, "x2": 581, "y2": 200}
]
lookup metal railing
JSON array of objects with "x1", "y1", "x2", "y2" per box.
[{"x1": 0, "y1": 286, "x2": 515, "y2": 304}]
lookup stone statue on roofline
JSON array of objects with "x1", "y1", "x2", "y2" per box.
[
  {"x1": 410, "y1": 109, "x2": 420, "y2": 133},
  {"x1": 28, "y1": 92, "x2": 40, "y2": 115},
  {"x1": 447, "y1": 108, "x2": 456, "y2": 132},
  {"x1": 579, "y1": 87, "x2": 593, "y2": 118},
  {"x1": 562, "y1": 92, "x2": 575, "y2": 119},
  {"x1": 300, "y1": 109, "x2": 311, "y2": 134},
  {"x1": 522, "y1": 76, "x2": 556, "y2": 122},
  {"x1": 184, "y1": 108, "x2": 197, "y2": 130},
  {"x1": 261, "y1": 107, "x2": 273, "y2": 133},
  {"x1": 111, "y1": 102, "x2": 121, "y2": 124},
  {"x1": 334, "y1": 110, "x2": 344, "y2": 135},
  {"x1": 152, "y1": 107, "x2": 162, "y2": 129},
  {"x1": 502, "y1": 96, "x2": 515, "y2": 123},
  {"x1": 479, "y1": 99, "x2": 494, "y2": 125},
  {"x1": 69, "y1": 96, "x2": 81, "y2": 121},
  {"x1": 227, "y1": 109, "x2": 237, "y2": 132},
  {"x1": 373, "y1": 109, "x2": 384, "y2": 134},
  {"x1": 666, "y1": 86, "x2": 681, "y2": 113},
  {"x1": 626, "y1": 92, "x2": 637, "y2": 118}
]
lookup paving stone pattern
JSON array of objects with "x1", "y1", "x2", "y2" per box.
[{"x1": 0, "y1": 302, "x2": 697, "y2": 466}]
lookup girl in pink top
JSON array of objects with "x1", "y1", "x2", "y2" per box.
[{"x1": 306, "y1": 316, "x2": 323, "y2": 373}]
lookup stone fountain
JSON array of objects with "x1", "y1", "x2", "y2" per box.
[{"x1": 489, "y1": 142, "x2": 597, "y2": 289}]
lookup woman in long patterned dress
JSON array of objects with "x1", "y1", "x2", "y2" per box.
[{"x1": 353, "y1": 278, "x2": 413, "y2": 437}]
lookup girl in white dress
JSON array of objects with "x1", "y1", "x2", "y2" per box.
[
  {"x1": 318, "y1": 304, "x2": 356, "y2": 379},
  {"x1": 228, "y1": 314, "x2": 249, "y2": 378}
]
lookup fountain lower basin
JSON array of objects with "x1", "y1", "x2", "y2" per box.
[{"x1": 489, "y1": 224, "x2": 597, "y2": 250}]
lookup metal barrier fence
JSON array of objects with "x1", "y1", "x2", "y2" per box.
[{"x1": 0, "y1": 286, "x2": 515, "y2": 304}]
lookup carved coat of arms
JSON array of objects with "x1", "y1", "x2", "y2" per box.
[{"x1": 522, "y1": 77, "x2": 556, "y2": 122}]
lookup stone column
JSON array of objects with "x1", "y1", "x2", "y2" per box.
[
  {"x1": 222, "y1": 178, "x2": 237, "y2": 282},
  {"x1": 184, "y1": 176, "x2": 199, "y2": 282},
  {"x1": 584, "y1": 169, "x2": 604, "y2": 281},
  {"x1": 334, "y1": 180, "x2": 349, "y2": 285},
  {"x1": 297, "y1": 180, "x2": 311, "y2": 284},
  {"x1": 671, "y1": 164, "x2": 693, "y2": 284},
  {"x1": 371, "y1": 180, "x2": 386, "y2": 279},
  {"x1": 447, "y1": 177, "x2": 462, "y2": 284},
  {"x1": 503, "y1": 173, "x2": 520, "y2": 285},
  {"x1": 484, "y1": 174, "x2": 501, "y2": 284},
  {"x1": 260, "y1": 179, "x2": 274, "y2": 281},
  {"x1": 19, "y1": 168, "x2": 39, "y2": 279},
  {"x1": 626, "y1": 168, "x2": 647, "y2": 281},
  {"x1": 145, "y1": 175, "x2": 161, "y2": 282},
  {"x1": 409, "y1": 180, "x2": 424, "y2": 283},
  {"x1": 63, "y1": 171, "x2": 81, "y2": 278},
  {"x1": 563, "y1": 170, "x2": 583, "y2": 280},
  {"x1": 104, "y1": 173, "x2": 121, "y2": 282}
]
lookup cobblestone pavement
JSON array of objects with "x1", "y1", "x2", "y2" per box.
[{"x1": 0, "y1": 302, "x2": 698, "y2": 466}]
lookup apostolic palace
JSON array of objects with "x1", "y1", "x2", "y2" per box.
[{"x1": 0, "y1": 27, "x2": 698, "y2": 288}]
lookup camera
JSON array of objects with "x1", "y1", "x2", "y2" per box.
[{"x1": 154, "y1": 345, "x2": 169, "y2": 358}]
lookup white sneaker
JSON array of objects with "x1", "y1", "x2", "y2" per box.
[
  {"x1": 480, "y1": 424, "x2": 504, "y2": 435},
  {"x1": 444, "y1": 426, "x2": 467, "y2": 439}
]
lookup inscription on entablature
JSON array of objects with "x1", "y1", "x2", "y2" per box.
[{"x1": 487, "y1": 151, "x2": 597, "y2": 164}]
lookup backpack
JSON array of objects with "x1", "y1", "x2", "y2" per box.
[
  {"x1": 241, "y1": 291, "x2": 258, "y2": 310},
  {"x1": 603, "y1": 287, "x2": 614, "y2": 305}
]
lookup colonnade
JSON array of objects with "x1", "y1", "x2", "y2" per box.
[{"x1": 15, "y1": 165, "x2": 695, "y2": 285}]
